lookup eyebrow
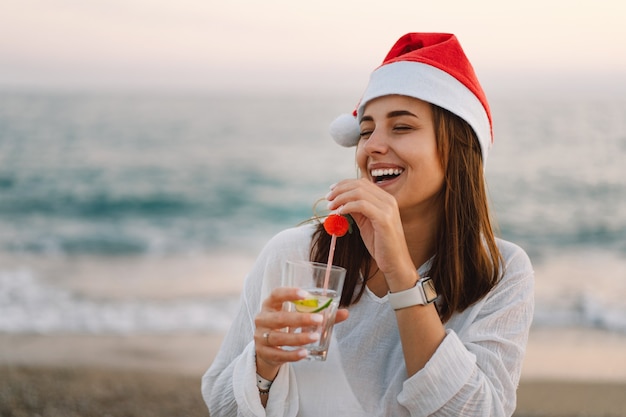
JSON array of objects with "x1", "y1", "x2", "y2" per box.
[{"x1": 360, "y1": 110, "x2": 419, "y2": 123}]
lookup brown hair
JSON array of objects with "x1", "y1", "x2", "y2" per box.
[{"x1": 310, "y1": 104, "x2": 502, "y2": 322}]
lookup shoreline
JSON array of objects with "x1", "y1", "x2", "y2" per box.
[
  {"x1": 0, "y1": 332, "x2": 223, "y2": 377},
  {"x1": 522, "y1": 326, "x2": 626, "y2": 382},
  {"x1": 2, "y1": 327, "x2": 626, "y2": 416},
  {"x1": 3, "y1": 327, "x2": 625, "y2": 381}
]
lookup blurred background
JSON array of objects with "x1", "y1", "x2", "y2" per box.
[{"x1": 1, "y1": 0, "x2": 625, "y2": 396}]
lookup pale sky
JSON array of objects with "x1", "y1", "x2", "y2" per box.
[{"x1": 2, "y1": 0, "x2": 625, "y2": 97}]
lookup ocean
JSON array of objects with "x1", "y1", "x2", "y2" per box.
[{"x1": 1, "y1": 91, "x2": 625, "y2": 335}]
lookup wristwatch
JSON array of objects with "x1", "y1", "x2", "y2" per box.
[
  {"x1": 256, "y1": 373, "x2": 273, "y2": 396},
  {"x1": 388, "y1": 277, "x2": 438, "y2": 310}
]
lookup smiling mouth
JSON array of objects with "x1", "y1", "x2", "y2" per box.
[{"x1": 370, "y1": 168, "x2": 404, "y2": 184}]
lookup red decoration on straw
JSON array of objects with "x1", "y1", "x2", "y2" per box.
[
  {"x1": 322, "y1": 214, "x2": 350, "y2": 294},
  {"x1": 323, "y1": 214, "x2": 350, "y2": 237}
]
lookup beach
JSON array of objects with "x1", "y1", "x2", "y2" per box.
[
  {"x1": 2, "y1": 254, "x2": 626, "y2": 417},
  {"x1": 1, "y1": 93, "x2": 625, "y2": 416},
  {"x1": 2, "y1": 328, "x2": 626, "y2": 417}
]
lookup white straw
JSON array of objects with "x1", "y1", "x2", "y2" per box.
[{"x1": 323, "y1": 234, "x2": 337, "y2": 295}]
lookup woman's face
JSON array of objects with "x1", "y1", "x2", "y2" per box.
[{"x1": 356, "y1": 95, "x2": 444, "y2": 216}]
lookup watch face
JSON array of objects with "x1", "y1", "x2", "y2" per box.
[{"x1": 422, "y1": 278, "x2": 438, "y2": 303}]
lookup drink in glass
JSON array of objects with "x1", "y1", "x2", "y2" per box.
[{"x1": 281, "y1": 260, "x2": 346, "y2": 361}]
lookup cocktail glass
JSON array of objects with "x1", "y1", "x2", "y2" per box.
[{"x1": 281, "y1": 260, "x2": 346, "y2": 361}]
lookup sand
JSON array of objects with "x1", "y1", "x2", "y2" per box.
[
  {"x1": 1, "y1": 328, "x2": 626, "y2": 417},
  {"x1": 0, "y1": 365, "x2": 207, "y2": 417}
]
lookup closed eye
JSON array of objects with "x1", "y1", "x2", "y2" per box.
[
  {"x1": 393, "y1": 125, "x2": 413, "y2": 132},
  {"x1": 359, "y1": 130, "x2": 373, "y2": 139}
]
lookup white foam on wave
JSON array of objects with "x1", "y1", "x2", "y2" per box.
[
  {"x1": 531, "y1": 250, "x2": 626, "y2": 332},
  {"x1": 2, "y1": 248, "x2": 626, "y2": 334},
  {"x1": 0, "y1": 267, "x2": 240, "y2": 334}
]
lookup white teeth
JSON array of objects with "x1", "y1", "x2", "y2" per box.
[{"x1": 370, "y1": 168, "x2": 404, "y2": 177}]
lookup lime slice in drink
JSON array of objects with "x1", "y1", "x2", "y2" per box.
[{"x1": 293, "y1": 296, "x2": 332, "y2": 313}]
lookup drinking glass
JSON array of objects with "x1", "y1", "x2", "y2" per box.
[{"x1": 281, "y1": 260, "x2": 346, "y2": 361}]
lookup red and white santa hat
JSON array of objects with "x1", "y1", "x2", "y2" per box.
[{"x1": 330, "y1": 32, "x2": 493, "y2": 162}]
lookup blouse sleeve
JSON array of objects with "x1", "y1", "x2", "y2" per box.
[
  {"x1": 201, "y1": 226, "x2": 313, "y2": 417},
  {"x1": 397, "y1": 242, "x2": 535, "y2": 417}
]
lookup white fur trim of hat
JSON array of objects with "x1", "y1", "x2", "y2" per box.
[{"x1": 330, "y1": 32, "x2": 493, "y2": 163}]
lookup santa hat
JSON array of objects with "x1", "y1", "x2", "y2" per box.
[{"x1": 330, "y1": 32, "x2": 493, "y2": 162}]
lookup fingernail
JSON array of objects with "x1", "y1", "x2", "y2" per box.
[
  {"x1": 325, "y1": 191, "x2": 333, "y2": 201},
  {"x1": 329, "y1": 183, "x2": 337, "y2": 190},
  {"x1": 297, "y1": 349, "x2": 308, "y2": 358},
  {"x1": 296, "y1": 289, "x2": 309, "y2": 299},
  {"x1": 308, "y1": 332, "x2": 320, "y2": 341},
  {"x1": 310, "y1": 314, "x2": 323, "y2": 323}
]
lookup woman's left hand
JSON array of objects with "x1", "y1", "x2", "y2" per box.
[{"x1": 326, "y1": 178, "x2": 415, "y2": 282}]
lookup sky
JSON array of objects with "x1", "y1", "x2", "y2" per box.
[{"x1": 2, "y1": 0, "x2": 625, "y2": 97}]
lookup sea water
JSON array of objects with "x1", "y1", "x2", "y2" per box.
[{"x1": 0, "y1": 91, "x2": 625, "y2": 334}]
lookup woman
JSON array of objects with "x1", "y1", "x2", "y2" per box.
[{"x1": 202, "y1": 32, "x2": 534, "y2": 417}]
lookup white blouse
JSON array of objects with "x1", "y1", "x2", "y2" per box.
[{"x1": 202, "y1": 224, "x2": 534, "y2": 417}]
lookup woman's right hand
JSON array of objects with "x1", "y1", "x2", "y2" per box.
[{"x1": 254, "y1": 287, "x2": 349, "y2": 380}]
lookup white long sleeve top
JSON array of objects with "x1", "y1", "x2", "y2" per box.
[{"x1": 202, "y1": 224, "x2": 534, "y2": 417}]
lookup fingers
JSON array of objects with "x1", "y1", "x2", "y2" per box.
[
  {"x1": 254, "y1": 330, "x2": 310, "y2": 379},
  {"x1": 254, "y1": 285, "x2": 350, "y2": 369},
  {"x1": 257, "y1": 287, "x2": 323, "y2": 330},
  {"x1": 255, "y1": 308, "x2": 324, "y2": 338},
  {"x1": 261, "y1": 287, "x2": 310, "y2": 312},
  {"x1": 327, "y1": 178, "x2": 397, "y2": 218},
  {"x1": 254, "y1": 315, "x2": 321, "y2": 369},
  {"x1": 327, "y1": 179, "x2": 413, "y2": 276},
  {"x1": 255, "y1": 287, "x2": 328, "y2": 367},
  {"x1": 255, "y1": 335, "x2": 308, "y2": 371},
  {"x1": 256, "y1": 327, "x2": 320, "y2": 352},
  {"x1": 327, "y1": 179, "x2": 401, "y2": 242},
  {"x1": 256, "y1": 285, "x2": 329, "y2": 337},
  {"x1": 335, "y1": 308, "x2": 350, "y2": 324}
]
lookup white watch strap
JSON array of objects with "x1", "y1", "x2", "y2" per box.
[
  {"x1": 388, "y1": 277, "x2": 435, "y2": 310},
  {"x1": 256, "y1": 373, "x2": 273, "y2": 391}
]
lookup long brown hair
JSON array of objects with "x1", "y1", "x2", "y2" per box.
[{"x1": 310, "y1": 104, "x2": 502, "y2": 322}]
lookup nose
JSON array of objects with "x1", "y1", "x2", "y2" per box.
[{"x1": 362, "y1": 128, "x2": 388, "y2": 155}]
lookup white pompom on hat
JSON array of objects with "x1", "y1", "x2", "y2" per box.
[
  {"x1": 329, "y1": 112, "x2": 361, "y2": 147},
  {"x1": 330, "y1": 32, "x2": 493, "y2": 163}
]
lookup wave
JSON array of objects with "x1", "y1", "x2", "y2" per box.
[
  {"x1": 533, "y1": 293, "x2": 626, "y2": 334},
  {"x1": 2, "y1": 264, "x2": 625, "y2": 335},
  {"x1": 0, "y1": 268, "x2": 238, "y2": 334},
  {"x1": 0, "y1": 191, "x2": 192, "y2": 218},
  {"x1": 2, "y1": 93, "x2": 625, "y2": 259}
]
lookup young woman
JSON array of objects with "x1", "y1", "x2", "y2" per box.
[{"x1": 202, "y1": 32, "x2": 534, "y2": 417}]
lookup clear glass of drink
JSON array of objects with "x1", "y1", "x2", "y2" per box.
[{"x1": 281, "y1": 260, "x2": 346, "y2": 361}]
